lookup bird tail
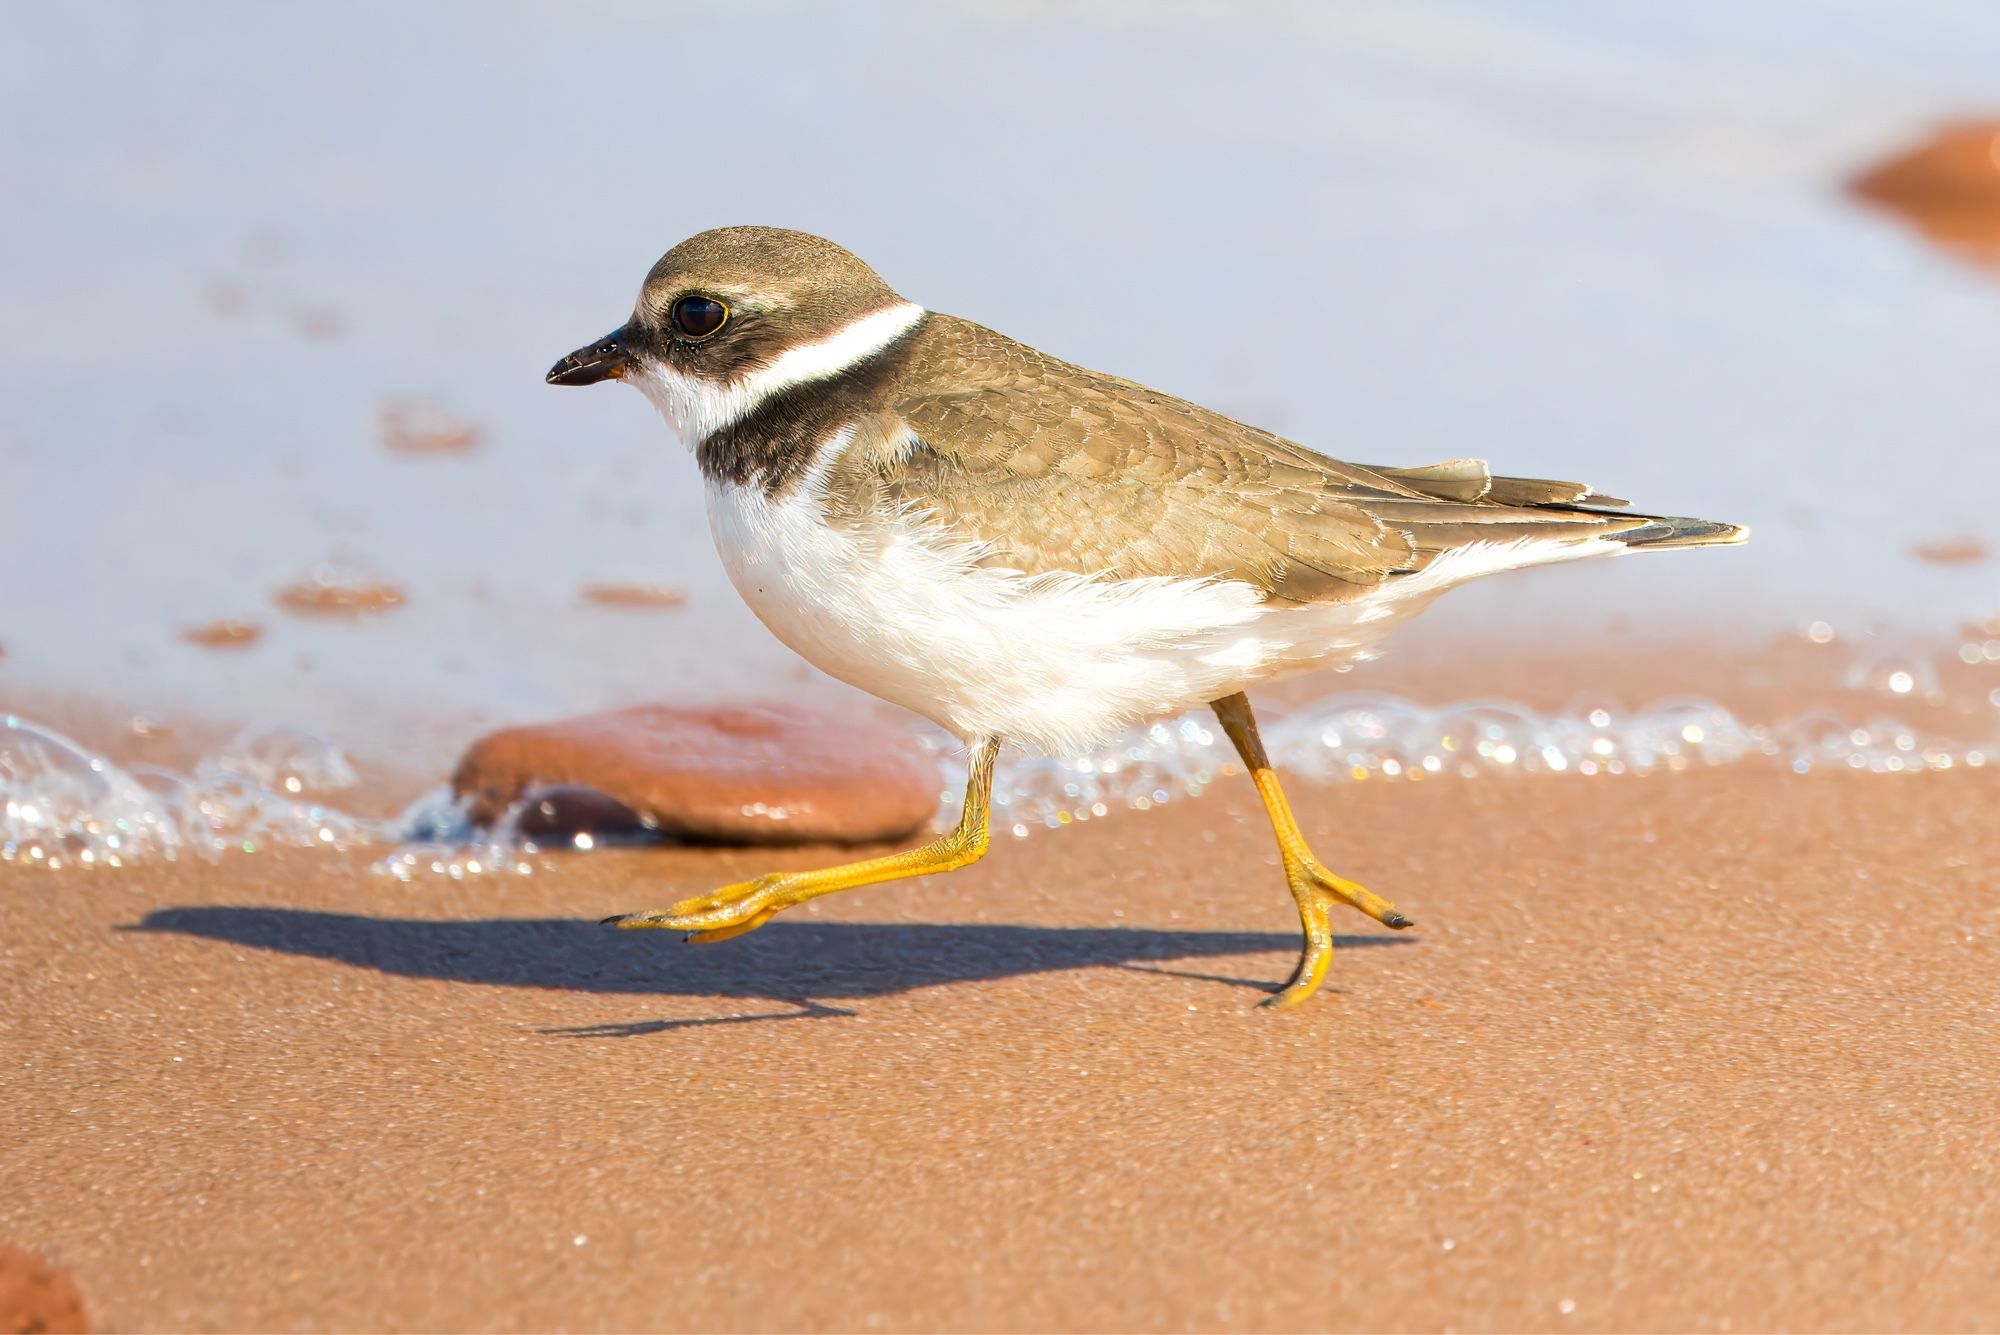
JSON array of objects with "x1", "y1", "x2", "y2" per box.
[
  {"x1": 1603, "y1": 514, "x2": 1749, "y2": 551},
  {"x1": 1364, "y1": 461, "x2": 1747, "y2": 553}
]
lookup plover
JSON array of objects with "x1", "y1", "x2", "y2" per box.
[{"x1": 549, "y1": 226, "x2": 1744, "y2": 1009}]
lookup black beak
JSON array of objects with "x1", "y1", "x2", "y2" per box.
[{"x1": 547, "y1": 325, "x2": 635, "y2": 386}]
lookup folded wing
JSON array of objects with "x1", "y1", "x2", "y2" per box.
[{"x1": 838, "y1": 316, "x2": 1734, "y2": 604}]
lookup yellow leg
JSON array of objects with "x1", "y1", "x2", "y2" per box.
[
  {"x1": 1211, "y1": 692, "x2": 1413, "y2": 1010},
  {"x1": 605, "y1": 736, "x2": 1001, "y2": 940}
]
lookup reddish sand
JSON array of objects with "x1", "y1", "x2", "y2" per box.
[
  {"x1": 181, "y1": 619, "x2": 264, "y2": 650},
  {"x1": 578, "y1": 583, "x2": 690, "y2": 611},
  {"x1": 1911, "y1": 535, "x2": 1992, "y2": 567},
  {"x1": 378, "y1": 400, "x2": 482, "y2": 455},
  {"x1": 272, "y1": 575, "x2": 408, "y2": 618},
  {"x1": 5, "y1": 762, "x2": 1998, "y2": 1331}
]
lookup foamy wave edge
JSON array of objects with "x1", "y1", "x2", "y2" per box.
[{"x1": 6, "y1": 690, "x2": 1993, "y2": 879}]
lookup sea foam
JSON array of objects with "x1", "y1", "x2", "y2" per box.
[{"x1": 6, "y1": 659, "x2": 1993, "y2": 880}]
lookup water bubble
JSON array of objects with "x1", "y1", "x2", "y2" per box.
[
  {"x1": 208, "y1": 725, "x2": 359, "y2": 797},
  {"x1": 396, "y1": 785, "x2": 473, "y2": 844},
  {"x1": 1634, "y1": 698, "x2": 1751, "y2": 768},
  {"x1": 1, "y1": 717, "x2": 188, "y2": 862},
  {"x1": 1775, "y1": 712, "x2": 1858, "y2": 771},
  {"x1": 1434, "y1": 703, "x2": 1539, "y2": 772},
  {"x1": 1845, "y1": 654, "x2": 1939, "y2": 702}
]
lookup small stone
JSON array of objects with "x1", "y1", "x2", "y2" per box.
[
  {"x1": 1908, "y1": 535, "x2": 1989, "y2": 566},
  {"x1": 273, "y1": 568, "x2": 406, "y2": 618},
  {"x1": 1849, "y1": 121, "x2": 2000, "y2": 270},
  {"x1": 451, "y1": 704, "x2": 938, "y2": 846},
  {"x1": 293, "y1": 306, "x2": 343, "y2": 341},
  {"x1": 578, "y1": 583, "x2": 688, "y2": 611},
  {"x1": 508, "y1": 786, "x2": 652, "y2": 844},
  {"x1": 0, "y1": 1244, "x2": 88, "y2": 1334},
  {"x1": 378, "y1": 398, "x2": 481, "y2": 454},
  {"x1": 181, "y1": 619, "x2": 263, "y2": 649}
]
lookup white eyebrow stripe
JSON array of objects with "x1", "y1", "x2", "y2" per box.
[
  {"x1": 632, "y1": 302, "x2": 925, "y2": 446},
  {"x1": 740, "y1": 300, "x2": 925, "y2": 409}
]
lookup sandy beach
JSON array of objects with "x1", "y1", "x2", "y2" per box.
[
  {"x1": 9, "y1": 3, "x2": 2000, "y2": 1330},
  {"x1": 7, "y1": 758, "x2": 1998, "y2": 1331}
]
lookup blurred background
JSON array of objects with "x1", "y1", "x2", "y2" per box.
[{"x1": 3, "y1": 0, "x2": 1997, "y2": 770}]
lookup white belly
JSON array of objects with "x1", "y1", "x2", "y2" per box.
[{"x1": 702, "y1": 470, "x2": 1460, "y2": 756}]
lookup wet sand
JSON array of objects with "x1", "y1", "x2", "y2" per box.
[{"x1": 6, "y1": 763, "x2": 1998, "y2": 1331}]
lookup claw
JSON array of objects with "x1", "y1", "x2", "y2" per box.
[
  {"x1": 1296, "y1": 859, "x2": 1408, "y2": 931},
  {"x1": 603, "y1": 874, "x2": 786, "y2": 936}
]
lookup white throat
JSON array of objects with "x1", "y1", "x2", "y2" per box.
[{"x1": 630, "y1": 301, "x2": 925, "y2": 445}]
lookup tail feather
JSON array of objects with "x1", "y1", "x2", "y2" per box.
[
  {"x1": 1359, "y1": 456, "x2": 1745, "y2": 559},
  {"x1": 1602, "y1": 514, "x2": 1748, "y2": 551},
  {"x1": 1370, "y1": 459, "x2": 1631, "y2": 508}
]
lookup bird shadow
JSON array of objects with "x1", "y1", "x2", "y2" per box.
[{"x1": 126, "y1": 908, "x2": 1415, "y2": 1032}]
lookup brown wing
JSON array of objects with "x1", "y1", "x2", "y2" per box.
[{"x1": 838, "y1": 315, "x2": 1656, "y2": 604}]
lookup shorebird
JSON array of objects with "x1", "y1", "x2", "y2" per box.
[{"x1": 549, "y1": 226, "x2": 1744, "y2": 1009}]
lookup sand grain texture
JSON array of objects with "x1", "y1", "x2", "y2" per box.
[{"x1": 5, "y1": 767, "x2": 1999, "y2": 1332}]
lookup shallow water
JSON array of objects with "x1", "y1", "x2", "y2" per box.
[
  {"x1": 10, "y1": 620, "x2": 1998, "y2": 876},
  {"x1": 3, "y1": 1, "x2": 1999, "y2": 792}
]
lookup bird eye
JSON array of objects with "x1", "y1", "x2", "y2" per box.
[{"x1": 671, "y1": 296, "x2": 728, "y2": 339}]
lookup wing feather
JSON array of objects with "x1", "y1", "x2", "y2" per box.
[{"x1": 834, "y1": 316, "x2": 1652, "y2": 604}]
